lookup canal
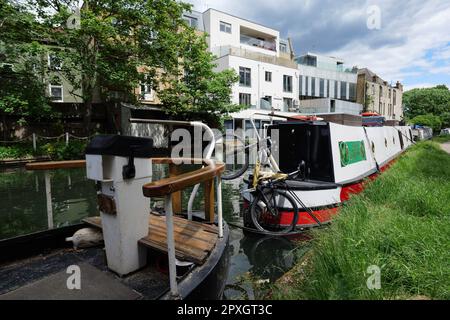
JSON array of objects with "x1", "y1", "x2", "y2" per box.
[{"x1": 0, "y1": 166, "x2": 309, "y2": 299}]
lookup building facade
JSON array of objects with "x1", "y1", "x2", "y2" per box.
[
  {"x1": 296, "y1": 53, "x2": 362, "y2": 115},
  {"x1": 198, "y1": 9, "x2": 299, "y2": 112},
  {"x1": 356, "y1": 68, "x2": 403, "y2": 122}
]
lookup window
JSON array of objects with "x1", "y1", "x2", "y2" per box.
[
  {"x1": 335, "y1": 80, "x2": 338, "y2": 98},
  {"x1": 183, "y1": 15, "x2": 198, "y2": 28},
  {"x1": 299, "y1": 76, "x2": 303, "y2": 96},
  {"x1": 305, "y1": 76, "x2": 309, "y2": 96},
  {"x1": 283, "y1": 75, "x2": 292, "y2": 92},
  {"x1": 327, "y1": 79, "x2": 330, "y2": 97},
  {"x1": 279, "y1": 43, "x2": 287, "y2": 53},
  {"x1": 265, "y1": 71, "x2": 272, "y2": 82},
  {"x1": 140, "y1": 74, "x2": 153, "y2": 100},
  {"x1": 239, "y1": 93, "x2": 251, "y2": 106},
  {"x1": 311, "y1": 77, "x2": 316, "y2": 96},
  {"x1": 319, "y1": 78, "x2": 325, "y2": 97},
  {"x1": 1, "y1": 63, "x2": 14, "y2": 72},
  {"x1": 239, "y1": 67, "x2": 251, "y2": 87},
  {"x1": 393, "y1": 90, "x2": 397, "y2": 105},
  {"x1": 261, "y1": 96, "x2": 272, "y2": 109},
  {"x1": 49, "y1": 84, "x2": 63, "y2": 102},
  {"x1": 48, "y1": 53, "x2": 62, "y2": 70},
  {"x1": 220, "y1": 21, "x2": 231, "y2": 33},
  {"x1": 340, "y1": 81, "x2": 347, "y2": 100},
  {"x1": 283, "y1": 97, "x2": 293, "y2": 111},
  {"x1": 349, "y1": 83, "x2": 356, "y2": 101}
]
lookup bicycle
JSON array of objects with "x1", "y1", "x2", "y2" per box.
[
  {"x1": 214, "y1": 116, "x2": 279, "y2": 180},
  {"x1": 245, "y1": 165, "x2": 323, "y2": 235}
]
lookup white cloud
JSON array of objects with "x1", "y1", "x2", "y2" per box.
[{"x1": 186, "y1": 0, "x2": 450, "y2": 87}]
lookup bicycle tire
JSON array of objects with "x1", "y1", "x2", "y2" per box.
[
  {"x1": 250, "y1": 187, "x2": 299, "y2": 234},
  {"x1": 214, "y1": 133, "x2": 249, "y2": 180}
]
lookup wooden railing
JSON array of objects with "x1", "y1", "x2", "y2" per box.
[{"x1": 145, "y1": 158, "x2": 224, "y2": 223}]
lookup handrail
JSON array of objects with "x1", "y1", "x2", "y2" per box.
[
  {"x1": 142, "y1": 158, "x2": 224, "y2": 197},
  {"x1": 25, "y1": 160, "x2": 86, "y2": 170}
]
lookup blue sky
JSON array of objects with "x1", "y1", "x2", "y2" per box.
[{"x1": 186, "y1": 0, "x2": 450, "y2": 91}]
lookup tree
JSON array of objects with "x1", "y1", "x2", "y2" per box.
[
  {"x1": 403, "y1": 85, "x2": 450, "y2": 126},
  {"x1": 0, "y1": 0, "x2": 54, "y2": 129},
  {"x1": 158, "y1": 31, "x2": 240, "y2": 126},
  {"x1": 410, "y1": 114, "x2": 442, "y2": 132},
  {"x1": 15, "y1": 0, "x2": 238, "y2": 133}
]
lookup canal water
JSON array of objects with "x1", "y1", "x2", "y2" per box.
[{"x1": 0, "y1": 166, "x2": 308, "y2": 299}]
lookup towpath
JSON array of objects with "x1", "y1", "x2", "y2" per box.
[{"x1": 440, "y1": 142, "x2": 450, "y2": 155}]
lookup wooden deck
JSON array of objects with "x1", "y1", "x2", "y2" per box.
[{"x1": 83, "y1": 214, "x2": 218, "y2": 265}]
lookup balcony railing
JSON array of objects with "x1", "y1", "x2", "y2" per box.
[
  {"x1": 217, "y1": 46, "x2": 297, "y2": 69},
  {"x1": 240, "y1": 34, "x2": 276, "y2": 52}
]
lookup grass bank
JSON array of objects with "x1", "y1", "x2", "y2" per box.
[{"x1": 272, "y1": 140, "x2": 450, "y2": 299}]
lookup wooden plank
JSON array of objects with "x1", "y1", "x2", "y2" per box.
[
  {"x1": 204, "y1": 179, "x2": 215, "y2": 223},
  {"x1": 149, "y1": 222, "x2": 217, "y2": 248},
  {"x1": 83, "y1": 215, "x2": 217, "y2": 265},
  {"x1": 142, "y1": 159, "x2": 224, "y2": 197},
  {"x1": 150, "y1": 215, "x2": 218, "y2": 235},
  {"x1": 26, "y1": 160, "x2": 86, "y2": 171}
]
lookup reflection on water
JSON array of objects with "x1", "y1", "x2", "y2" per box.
[
  {"x1": 221, "y1": 176, "x2": 311, "y2": 300},
  {"x1": 0, "y1": 167, "x2": 309, "y2": 299},
  {"x1": 0, "y1": 168, "x2": 97, "y2": 239}
]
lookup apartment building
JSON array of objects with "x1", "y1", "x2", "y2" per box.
[
  {"x1": 356, "y1": 68, "x2": 403, "y2": 122},
  {"x1": 187, "y1": 9, "x2": 299, "y2": 115},
  {"x1": 296, "y1": 53, "x2": 362, "y2": 115}
]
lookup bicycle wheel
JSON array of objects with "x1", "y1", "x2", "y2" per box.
[
  {"x1": 250, "y1": 188, "x2": 299, "y2": 234},
  {"x1": 214, "y1": 133, "x2": 249, "y2": 180}
]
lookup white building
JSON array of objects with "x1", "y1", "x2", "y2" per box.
[
  {"x1": 184, "y1": 9, "x2": 364, "y2": 125},
  {"x1": 296, "y1": 53, "x2": 362, "y2": 115},
  {"x1": 186, "y1": 9, "x2": 299, "y2": 114}
]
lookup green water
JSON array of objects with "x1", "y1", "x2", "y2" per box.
[{"x1": 0, "y1": 167, "x2": 303, "y2": 299}]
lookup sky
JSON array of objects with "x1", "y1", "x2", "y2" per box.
[{"x1": 185, "y1": 0, "x2": 450, "y2": 91}]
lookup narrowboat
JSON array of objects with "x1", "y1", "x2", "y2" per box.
[
  {"x1": 243, "y1": 119, "x2": 414, "y2": 229},
  {"x1": 0, "y1": 135, "x2": 230, "y2": 300}
]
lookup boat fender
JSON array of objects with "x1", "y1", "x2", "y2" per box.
[{"x1": 66, "y1": 228, "x2": 104, "y2": 249}]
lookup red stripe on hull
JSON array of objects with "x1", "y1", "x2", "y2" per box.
[{"x1": 244, "y1": 158, "x2": 399, "y2": 228}]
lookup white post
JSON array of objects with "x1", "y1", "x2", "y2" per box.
[
  {"x1": 32, "y1": 133, "x2": 36, "y2": 152},
  {"x1": 65, "y1": 132, "x2": 69, "y2": 146},
  {"x1": 44, "y1": 170, "x2": 54, "y2": 229},
  {"x1": 216, "y1": 175, "x2": 223, "y2": 238},
  {"x1": 164, "y1": 194, "x2": 179, "y2": 298}
]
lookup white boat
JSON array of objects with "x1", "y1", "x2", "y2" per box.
[{"x1": 243, "y1": 118, "x2": 414, "y2": 228}]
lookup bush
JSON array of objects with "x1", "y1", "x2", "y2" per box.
[
  {"x1": 39, "y1": 140, "x2": 87, "y2": 160},
  {"x1": 0, "y1": 140, "x2": 87, "y2": 160},
  {"x1": 410, "y1": 114, "x2": 442, "y2": 132}
]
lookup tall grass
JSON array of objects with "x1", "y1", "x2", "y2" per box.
[{"x1": 272, "y1": 141, "x2": 450, "y2": 299}]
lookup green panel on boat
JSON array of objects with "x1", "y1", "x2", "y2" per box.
[{"x1": 339, "y1": 141, "x2": 366, "y2": 167}]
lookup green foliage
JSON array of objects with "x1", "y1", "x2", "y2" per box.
[
  {"x1": 39, "y1": 140, "x2": 86, "y2": 160},
  {"x1": 0, "y1": 140, "x2": 86, "y2": 160},
  {"x1": 0, "y1": 143, "x2": 35, "y2": 159},
  {"x1": 272, "y1": 141, "x2": 450, "y2": 300},
  {"x1": 403, "y1": 85, "x2": 450, "y2": 128},
  {"x1": 410, "y1": 114, "x2": 442, "y2": 132},
  {"x1": 155, "y1": 28, "x2": 241, "y2": 126},
  {"x1": 0, "y1": 1, "x2": 55, "y2": 122}
]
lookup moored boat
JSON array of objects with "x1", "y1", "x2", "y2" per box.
[
  {"x1": 243, "y1": 119, "x2": 414, "y2": 229},
  {"x1": 0, "y1": 135, "x2": 229, "y2": 300}
]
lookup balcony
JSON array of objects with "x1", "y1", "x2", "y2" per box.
[
  {"x1": 240, "y1": 26, "x2": 277, "y2": 52},
  {"x1": 240, "y1": 34, "x2": 276, "y2": 52},
  {"x1": 217, "y1": 46, "x2": 297, "y2": 69}
]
